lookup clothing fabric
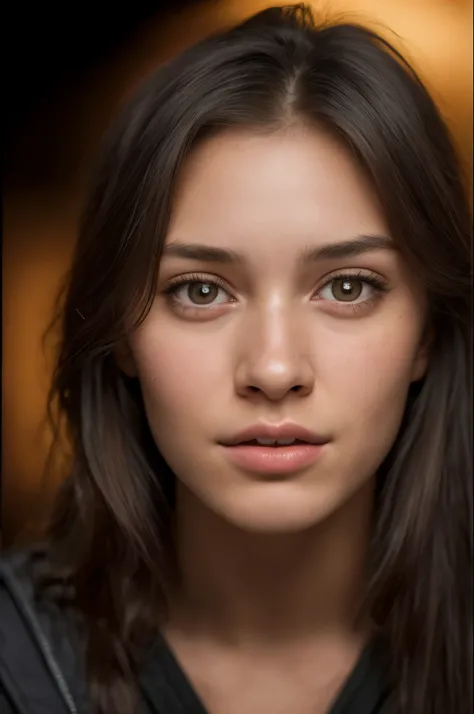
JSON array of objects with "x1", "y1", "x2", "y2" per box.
[{"x1": 0, "y1": 549, "x2": 390, "y2": 713}]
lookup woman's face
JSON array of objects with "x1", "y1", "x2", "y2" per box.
[{"x1": 126, "y1": 128, "x2": 428, "y2": 533}]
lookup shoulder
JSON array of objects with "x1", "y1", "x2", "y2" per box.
[
  {"x1": 1, "y1": 545, "x2": 42, "y2": 600},
  {"x1": 1, "y1": 545, "x2": 53, "y2": 633},
  {"x1": 0, "y1": 544, "x2": 76, "y2": 638},
  {"x1": 0, "y1": 545, "x2": 89, "y2": 714}
]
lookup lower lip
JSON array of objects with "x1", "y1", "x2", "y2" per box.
[{"x1": 221, "y1": 443, "x2": 326, "y2": 475}]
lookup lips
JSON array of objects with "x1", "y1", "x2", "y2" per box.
[
  {"x1": 238, "y1": 438, "x2": 309, "y2": 446},
  {"x1": 220, "y1": 423, "x2": 327, "y2": 447},
  {"x1": 219, "y1": 424, "x2": 329, "y2": 476}
]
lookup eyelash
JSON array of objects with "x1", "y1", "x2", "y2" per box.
[
  {"x1": 163, "y1": 271, "x2": 389, "y2": 314},
  {"x1": 318, "y1": 270, "x2": 389, "y2": 315},
  {"x1": 164, "y1": 273, "x2": 231, "y2": 299}
]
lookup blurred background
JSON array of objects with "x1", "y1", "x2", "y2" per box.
[{"x1": 3, "y1": 0, "x2": 473, "y2": 547}]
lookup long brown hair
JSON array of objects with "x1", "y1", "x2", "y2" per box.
[{"x1": 40, "y1": 5, "x2": 472, "y2": 713}]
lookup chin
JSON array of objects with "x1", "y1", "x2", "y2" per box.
[{"x1": 213, "y1": 483, "x2": 341, "y2": 534}]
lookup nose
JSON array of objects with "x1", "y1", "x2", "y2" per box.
[{"x1": 234, "y1": 308, "x2": 315, "y2": 402}]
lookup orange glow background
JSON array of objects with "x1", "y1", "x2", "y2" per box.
[{"x1": 3, "y1": 0, "x2": 472, "y2": 546}]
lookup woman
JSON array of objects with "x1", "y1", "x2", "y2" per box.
[{"x1": 1, "y1": 5, "x2": 471, "y2": 714}]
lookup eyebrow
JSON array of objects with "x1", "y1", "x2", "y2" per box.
[
  {"x1": 162, "y1": 243, "x2": 244, "y2": 263},
  {"x1": 162, "y1": 234, "x2": 394, "y2": 264},
  {"x1": 301, "y1": 234, "x2": 395, "y2": 261}
]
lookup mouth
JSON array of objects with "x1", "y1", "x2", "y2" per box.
[
  {"x1": 219, "y1": 425, "x2": 329, "y2": 475},
  {"x1": 235, "y1": 438, "x2": 313, "y2": 446},
  {"x1": 220, "y1": 424, "x2": 328, "y2": 448}
]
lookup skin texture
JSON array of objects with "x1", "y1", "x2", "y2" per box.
[
  {"x1": 126, "y1": 127, "x2": 427, "y2": 535},
  {"x1": 120, "y1": 127, "x2": 429, "y2": 711}
]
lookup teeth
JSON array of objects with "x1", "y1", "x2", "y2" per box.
[{"x1": 255, "y1": 437, "x2": 296, "y2": 446}]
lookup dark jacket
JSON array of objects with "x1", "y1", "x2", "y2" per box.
[{"x1": 0, "y1": 548, "x2": 390, "y2": 714}]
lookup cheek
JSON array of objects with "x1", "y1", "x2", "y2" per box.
[
  {"x1": 317, "y1": 313, "x2": 421, "y2": 428},
  {"x1": 130, "y1": 322, "x2": 227, "y2": 425}
]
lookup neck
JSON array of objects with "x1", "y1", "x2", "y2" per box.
[{"x1": 166, "y1": 479, "x2": 375, "y2": 648}]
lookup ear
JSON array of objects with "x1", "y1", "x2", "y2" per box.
[
  {"x1": 114, "y1": 342, "x2": 138, "y2": 378},
  {"x1": 411, "y1": 326, "x2": 432, "y2": 383}
]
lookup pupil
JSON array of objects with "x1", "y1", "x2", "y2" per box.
[
  {"x1": 332, "y1": 278, "x2": 362, "y2": 302},
  {"x1": 189, "y1": 282, "x2": 217, "y2": 304}
]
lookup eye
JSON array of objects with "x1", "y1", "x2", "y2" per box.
[
  {"x1": 317, "y1": 276, "x2": 379, "y2": 304},
  {"x1": 169, "y1": 280, "x2": 231, "y2": 307}
]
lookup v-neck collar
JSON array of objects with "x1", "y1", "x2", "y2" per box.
[
  {"x1": 140, "y1": 633, "x2": 389, "y2": 714},
  {"x1": 141, "y1": 633, "x2": 208, "y2": 713}
]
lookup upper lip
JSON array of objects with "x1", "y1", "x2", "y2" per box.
[{"x1": 220, "y1": 423, "x2": 329, "y2": 446}]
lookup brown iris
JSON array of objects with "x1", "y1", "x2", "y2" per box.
[
  {"x1": 331, "y1": 277, "x2": 363, "y2": 302},
  {"x1": 187, "y1": 281, "x2": 219, "y2": 305}
]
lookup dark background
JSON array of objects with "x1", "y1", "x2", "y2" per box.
[{"x1": 5, "y1": 2, "x2": 209, "y2": 186}]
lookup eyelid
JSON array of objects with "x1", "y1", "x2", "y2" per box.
[
  {"x1": 317, "y1": 268, "x2": 388, "y2": 284},
  {"x1": 163, "y1": 273, "x2": 236, "y2": 310},
  {"x1": 164, "y1": 270, "x2": 387, "y2": 290},
  {"x1": 315, "y1": 269, "x2": 388, "y2": 292},
  {"x1": 164, "y1": 272, "x2": 232, "y2": 293},
  {"x1": 312, "y1": 269, "x2": 389, "y2": 317},
  {"x1": 161, "y1": 269, "x2": 389, "y2": 314}
]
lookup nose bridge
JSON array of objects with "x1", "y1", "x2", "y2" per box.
[
  {"x1": 236, "y1": 296, "x2": 314, "y2": 399},
  {"x1": 256, "y1": 298, "x2": 296, "y2": 360}
]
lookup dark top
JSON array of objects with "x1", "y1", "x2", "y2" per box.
[
  {"x1": 141, "y1": 633, "x2": 389, "y2": 713},
  {"x1": 0, "y1": 549, "x2": 390, "y2": 713}
]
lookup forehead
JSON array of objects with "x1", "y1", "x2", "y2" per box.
[{"x1": 167, "y1": 127, "x2": 388, "y2": 251}]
